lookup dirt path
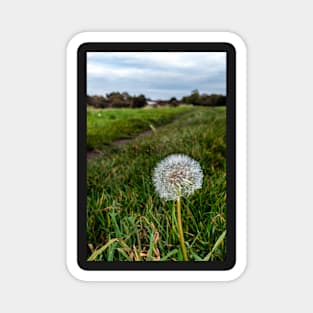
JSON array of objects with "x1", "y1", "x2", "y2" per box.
[
  {"x1": 114, "y1": 128, "x2": 153, "y2": 146},
  {"x1": 87, "y1": 111, "x2": 191, "y2": 160},
  {"x1": 87, "y1": 128, "x2": 154, "y2": 160}
]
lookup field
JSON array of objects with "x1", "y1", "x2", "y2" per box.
[
  {"x1": 87, "y1": 105, "x2": 193, "y2": 151},
  {"x1": 87, "y1": 106, "x2": 227, "y2": 261}
]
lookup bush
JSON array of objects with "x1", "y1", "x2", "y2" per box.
[
  {"x1": 131, "y1": 94, "x2": 147, "y2": 108},
  {"x1": 182, "y1": 91, "x2": 226, "y2": 106},
  {"x1": 87, "y1": 92, "x2": 146, "y2": 108}
]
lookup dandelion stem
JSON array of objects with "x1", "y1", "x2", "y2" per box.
[{"x1": 176, "y1": 196, "x2": 188, "y2": 261}]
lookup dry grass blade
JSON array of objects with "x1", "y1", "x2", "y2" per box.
[
  {"x1": 87, "y1": 238, "x2": 119, "y2": 261},
  {"x1": 203, "y1": 230, "x2": 226, "y2": 261}
]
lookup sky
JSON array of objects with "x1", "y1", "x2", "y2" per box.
[{"x1": 87, "y1": 52, "x2": 226, "y2": 100}]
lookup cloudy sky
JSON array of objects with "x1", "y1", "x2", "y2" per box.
[{"x1": 87, "y1": 52, "x2": 226, "y2": 100}]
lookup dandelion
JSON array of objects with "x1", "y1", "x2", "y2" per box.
[
  {"x1": 153, "y1": 154, "x2": 203, "y2": 261},
  {"x1": 153, "y1": 154, "x2": 203, "y2": 201}
]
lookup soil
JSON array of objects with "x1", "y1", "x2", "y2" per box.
[{"x1": 87, "y1": 128, "x2": 154, "y2": 160}]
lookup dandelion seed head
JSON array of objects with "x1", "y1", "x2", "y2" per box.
[{"x1": 153, "y1": 154, "x2": 203, "y2": 201}]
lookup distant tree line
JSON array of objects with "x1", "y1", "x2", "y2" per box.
[
  {"x1": 87, "y1": 92, "x2": 147, "y2": 108},
  {"x1": 87, "y1": 90, "x2": 226, "y2": 108},
  {"x1": 181, "y1": 90, "x2": 226, "y2": 106}
]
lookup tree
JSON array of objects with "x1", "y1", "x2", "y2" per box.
[
  {"x1": 169, "y1": 97, "x2": 179, "y2": 107},
  {"x1": 181, "y1": 91, "x2": 226, "y2": 107},
  {"x1": 131, "y1": 94, "x2": 147, "y2": 108},
  {"x1": 106, "y1": 92, "x2": 129, "y2": 108},
  {"x1": 86, "y1": 94, "x2": 108, "y2": 108}
]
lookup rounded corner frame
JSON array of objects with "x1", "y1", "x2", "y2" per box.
[{"x1": 66, "y1": 31, "x2": 247, "y2": 282}]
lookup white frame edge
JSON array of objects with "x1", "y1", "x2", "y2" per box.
[{"x1": 66, "y1": 32, "x2": 247, "y2": 282}]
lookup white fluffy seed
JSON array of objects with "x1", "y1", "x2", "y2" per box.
[{"x1": 153, "y1": 154, "x2": 203, "y2": 201}]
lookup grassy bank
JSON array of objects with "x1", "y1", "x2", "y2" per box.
[
  {"x1": 87, "y1": 106, "x2": 227, "y2": 261},
  {"x1": 87, "y1": 105, "x2": 193, "y2": 150}
]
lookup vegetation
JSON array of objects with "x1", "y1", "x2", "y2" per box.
[
  {"x1": 87, "y1": 106, "x2": 226, "y2": 261},
  {"x1": 87, "y1": 92, "x2": 147, "y2": 109},
  {"x1": 87, "y1": 105, "x2": 193, "y2": 150},
  {"x1": 182, "y1": 89, "x2": 226, "y2": 106},
  {"x1": 87, "y1": 90, "x2": 226, "y2": 109}
]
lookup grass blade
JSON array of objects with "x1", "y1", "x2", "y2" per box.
[
  {"x1": 203, "y1": 230, "x2": 226, "y2": 261},
  {"x1": 160, "y1": 249, "x2": 178, "y2": 261},
  {"x1": 87, "y1": 238, "x2": 118, "y2": 261}
]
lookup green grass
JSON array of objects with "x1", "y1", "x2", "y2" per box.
[
  {"x1": 87, "y1": 105, "x2": 193, "y2": 150},
  {"x1": 87, "y1": 106, "x2": 226, "y2": 261}
]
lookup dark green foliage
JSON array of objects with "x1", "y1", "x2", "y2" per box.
[
  {"x1": 87, "y1": 92, "x2": 147, "y2": 109},
  {"x1": 131, "y1": 94, "x2": 147, "y2": 108},
  {"x1": 182, "y1": 90, "x2": 226, "y2": 106},
  {"x1": 86, "y1": 95, "x2": 109, "y2": 108},
  {"x1": 87, "y1": 91, "x2": 225, "y2": 109}
]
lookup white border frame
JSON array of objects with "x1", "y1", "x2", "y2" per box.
[{"x1": 66, "y1": 32, "x2": 247, "y2": 282}]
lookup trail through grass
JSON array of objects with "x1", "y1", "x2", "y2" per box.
[
  {"x1": 87, "y1": 106, "x2": 226, "y2": 261},
  {"x1": 87, "y1": 105, "x2": 193, "y2": 150}
]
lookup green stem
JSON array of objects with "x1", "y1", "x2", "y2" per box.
[{"x1": 176, "y1": 197, "x2": 188, "y2": 261}]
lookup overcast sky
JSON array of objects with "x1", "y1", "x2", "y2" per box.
[{"x1": 87, "y1": 52, "x2": 226, "y2": 100}]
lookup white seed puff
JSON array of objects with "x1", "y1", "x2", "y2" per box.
[{"x1": 153, "y1": 154, "x2": 203, "y2": 201}]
